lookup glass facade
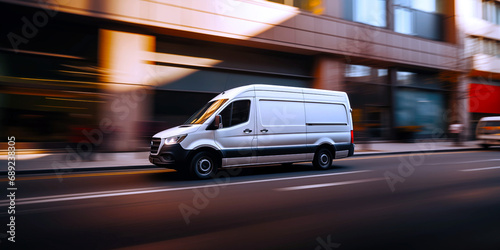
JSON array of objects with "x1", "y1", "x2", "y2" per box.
[
  {"x1": 394, "y1": 70, "x2": 447, "y2": 138},
  {"x1": 393, "y1": 0, "x2": 443, "y2": 40},
  {"x1": 345, "y1": 64, "x2": 390, "y2": 139},
  {"x1": 482, "y1": 0, "x2": 500, "y2": 24},
  {"x1": 394, "y1": 89, "x2": 445, "y2": 136},
  {"x1": 343, "y1": 0, "x2": 387, "y2": 27},
  {"x1": 465, "y1": 36, "x2": 500, "y2": 58},
  {"x1": 343, "y1": 0, "x2": 444, "y2": 41},
  {"x1": 345, "y1": 65, "x2": 448, "y2": 140},
  {"x1": 395, "y1": 6, "x2": 413, "y2": 35},
  {"x1": 395, "y1": 0, "x2": 439, "y2": 13}
]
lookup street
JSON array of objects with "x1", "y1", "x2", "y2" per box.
[{"x1": 1, "y1": 150, "x2": 500, "y2": 249}]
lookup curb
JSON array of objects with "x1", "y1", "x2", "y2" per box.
[{"x1": 352, "y1": 147, "x2": 482, "y2": 157}]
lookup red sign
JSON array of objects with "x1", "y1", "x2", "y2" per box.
[{"x1": 469, "y1": 83, "x2": 500, "y2": 114}]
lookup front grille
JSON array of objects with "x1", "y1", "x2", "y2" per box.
[{"x1": 150, "y1": 138, "x2": 161, "y2": 154}]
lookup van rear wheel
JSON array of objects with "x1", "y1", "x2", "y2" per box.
[
  {"x1": 190, "y1": 151, "x2": 218, "y2": 179},
  {"x1": 313, "y1": 148, "x2": 333, "y2": 170}
]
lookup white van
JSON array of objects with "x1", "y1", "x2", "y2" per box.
[
  {"x1": 149, "y1": 84, "x2": 355, "y2": 179},
  {"x1": 476, "y1": 116, "x2": 500, "y2": 148}
]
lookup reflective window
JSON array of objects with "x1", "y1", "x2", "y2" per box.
[
  {"x1": 397, "y1": 72, "x2": 416, "y2": 85},
  {"x1": 378, "y1": 69, "x2": 388, "y2": 77},
  {"x1": 395, "y1": 7, "x2": 413, "y2": 35},
  {"x1": 478, "y1": 121, "x2": 500, "y2": 135},
  {"x1": 352, "y1": 0, "x2": 387, "y2": 27},
  {"x1": 472, "y1": 37, "x2": 500, "y2": 58},
  {"x1": 345, "y1": 64, "x2": 388, "y2": 84},
  {"x1": 185, "y1": 99, "x2": 228, "y2": 125},
  {"x1": 219, "y1": 100, "x2": 251, "y2": 128},
  {"x1": 345, "y1": 65, "x2": 371, "y2": 78},
  {"x1": 397, "y1": 70, "x2": 442, "y2": 89},
  {"x1": 395, "y1": 0, "x2": 439, "y2": 13},
  {"x1": 393, "y1": 0, "x2": 443, "y2": 40},
  {"x1": 411, "y1": 0, "x2": 437, "y2": 13},
  {"x1": 482, "y1": 0, "x2": 500, "y2": 24}
]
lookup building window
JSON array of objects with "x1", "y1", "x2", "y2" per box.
[
  {"x1": 396, "y1": 70, "x2": 442, "y2": 89},
  {"x1": 395, "y1": 6, "x2": 413, "y2": 34},
  {"x1": 345, "y1": 65, "x2": 371, "y2": 78},
  {"x1": 482, "y1": 0, "x2": 500, "y2": 24},
  {"x1": 394, "y1": 70, "x2": 446, "y2": 137},
  {"x1": 393, "y1": 0, "x2": 443, "y2": 41},
  {"x1": 345, "y1": 64, "x2": 391, "y2": 139},
  {"x1": 465, "y1": 36, "x2": 479, "y2": 57},
  {"x1": 470, "y1": 36, "x2": 500, "y2": 58},
  {"x1": 343, "y1": 0, "x2": 387, "y2": 27}
]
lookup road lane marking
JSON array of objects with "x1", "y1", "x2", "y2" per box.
[
  {"x1": 0, "y1": 169, "x2": 175, "y2": 182},
  {"x1": 460, "y1": 166, "x2": 500, "y2": 172},
  {"x1": 0, "y1": 170, "x2": 372, "y2": 206},
  {"x1": 428, "y1": 159, "x2": 500, "y2": 166},
  {"x1": 276, "y1": 178, "x2": 384, "y2": 191}
]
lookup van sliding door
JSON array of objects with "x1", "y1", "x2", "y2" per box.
[{"x1": 256, "y1": 97, "x2": 307, "y2": 164}]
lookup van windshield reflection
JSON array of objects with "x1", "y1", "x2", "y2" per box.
[{"x1": 184, "y1": 99, "x2": 228, "y2": 125}]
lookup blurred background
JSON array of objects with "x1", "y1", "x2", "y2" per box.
[{"x1": 0, "y1": 0, "x2": 499, "y2": 153}]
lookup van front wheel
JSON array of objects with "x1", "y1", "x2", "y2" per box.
[
  {"x1": 190, "y1": 152, "x2": 218, "y2": 179},
  {"x1": 313, "y1": 148, "x2": 333, "y2": 170}
]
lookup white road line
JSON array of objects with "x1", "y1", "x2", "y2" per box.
[
  {"x1": 0, "y1": 170, "x2": 372, "y2": 206},
  {"x1": 429, "y1": 159, "x2": 500, "y2": 166},
  {"x1": 276, "y1": 178, "x2": 384, "y2": 191},
  {"x1": 460, "y1": 166, "x2": 500, "y2": 172}
]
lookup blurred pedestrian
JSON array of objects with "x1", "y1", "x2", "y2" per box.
[{"x1": 449, "y1": 122, "x2": 463, "y2": 146}]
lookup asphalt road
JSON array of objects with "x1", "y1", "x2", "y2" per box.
[{"x1": 1, "y1": 150, "x2": 500, "y2": 249}]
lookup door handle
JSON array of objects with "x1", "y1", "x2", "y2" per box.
[
  {"x1": 260, "y1": 128, "x2": 268, "y2": 133},
  {"x1": 243, "y1": 129, "x2": 252, "y2": 134}
]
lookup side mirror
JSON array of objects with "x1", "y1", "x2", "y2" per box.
[{"x1": 214, "y1": 115, "x2": 223, "y2": 129}]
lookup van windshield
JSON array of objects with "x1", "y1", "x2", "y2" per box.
[
  {"x1": 478, "y1": 121, "x2": 500, "y2": 135},
  {"x1": 184, "y1": 99, "x2": 228, "y2": 125}
]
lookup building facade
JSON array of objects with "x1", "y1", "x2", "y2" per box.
[
  {"x1": 0, "y1": 0, "x2": 465, "y2": 151},
  {"x1": 457, "y1": 0, "x2": 500, "y2": 138}
]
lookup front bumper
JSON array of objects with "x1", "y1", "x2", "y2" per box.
[{"x1": 149, "y1": 143, "x2": 190, "y2": 169}]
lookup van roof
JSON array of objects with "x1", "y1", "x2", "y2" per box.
[
  {"x1": 479, "y1": 116, "x2": 500, "y2": 121},
  {"x1": 212, "y1": 84, "x2": 347, "y2": 100}
]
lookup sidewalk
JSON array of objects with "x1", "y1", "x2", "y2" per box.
[
  {"x1": 355, "y1": 140, "x2": 481, "y2": 155},
  {"x1": 0, "y1": 140, "x2": 483, "y2": 175}
]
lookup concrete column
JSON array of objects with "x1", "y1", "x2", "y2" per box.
[
  {"x1": 98, "y1": 29, "x2": 155, "y2": 151},
  {"x1": 312, "y1": 55, "x2": 345, "y2": 91},
  {"x1": 457, "y1": 74, "x2": 470, "y2": 140}
]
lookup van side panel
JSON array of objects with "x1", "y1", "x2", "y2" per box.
[
  {"x1": 303, "y1": 93, "x2": 352, "y2": 159},
  {"x1": 255, "y1": 90, "x2": 308, "y2": 164}
]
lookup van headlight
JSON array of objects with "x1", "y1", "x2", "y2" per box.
[{"x1": 164, "y1": 134, "x2": 187, "y2": 145}]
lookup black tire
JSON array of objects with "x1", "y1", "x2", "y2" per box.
[
  {"x1": 190, "y1": 151, "x2": 218, "y2": 179},
  {"x1": 313, "y1": 147, "x2": 333, "y2": 170},
  {"x1": 481, "y1": 144, "x2": 491, "y2": 149}
]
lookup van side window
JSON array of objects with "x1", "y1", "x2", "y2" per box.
[
  {"x1": 478, "y1": 121, "x2": 500, "y2": 135},
  {"x1": 219, "y1": 100, "x2": 251, "y2": 128}
]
